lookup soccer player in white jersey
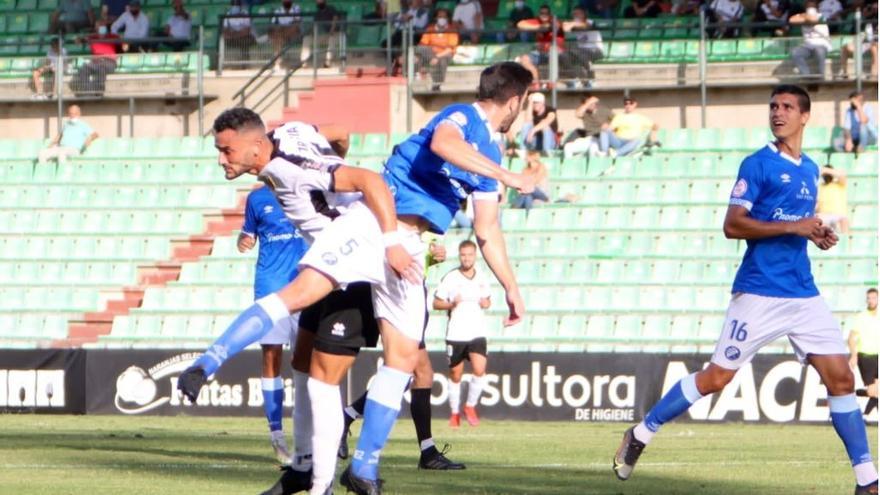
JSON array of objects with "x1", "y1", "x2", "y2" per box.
[
  {"x1": 613, "y1": 85, "x2": 879, "y2": 495},
  {"x1": 434, "y1": 239, "x2": 492, "y2": 427}
]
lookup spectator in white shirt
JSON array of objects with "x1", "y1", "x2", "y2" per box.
[
  {"x1": 452, "y1": 0, "x2": 483, "y2": 44},
  {"x1": 269, "y1": 0, "x2": 301, "y2": 69},
  {"x1": 818, "y1": 0, "x2": 843, "y2": 26},
  {"x1": 111, "y1": 0, "x2": 151, "y2": 52},
  {"x1": 31, "y1": 38, "x2": 67, "y2": 98},
  {"x1": 562, "y1": 7, "x2": 603, "y2": 83},
  {"x1": 790, "y1": 0, "x2": 832, "y2": 79},
  {"x1": 709, "y1": 0, "x2": 743, "y2": 38},
  {"x1": 163, "y1": 0, "x2": 192, "y2": 50},
  {"x1": 753, "y1": 0, "x2": 789, "y2": 36},
  {"x1": 223, "y1": 0, "x2": 255, "y2": 68}
]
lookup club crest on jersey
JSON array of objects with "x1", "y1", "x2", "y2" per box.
[
  {"x1": 724, "y1": 346, "x2": 741, "y2": 360},
  {"x1": 731, "y1": 179, "x2": 748, "y2": 198}
]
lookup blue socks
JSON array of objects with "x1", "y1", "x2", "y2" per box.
[
  {"x1": 829, "y1": 394, "x2": 878, "y2": 486},
  {"x1": 351, "y1": 366, "x2": 411, "y2": 480},
  {"x1": 191, "y1": 294, "x2": 289, "y2": 376},
  {"x1": 637, "y1": 373, "x2": 704, "y2": 443},
  {"x1": 262, "y1": 377, "x2": 284, "y2": 432}
]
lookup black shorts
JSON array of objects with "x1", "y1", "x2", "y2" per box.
[
  {"x1": 858, "y1": 353, "x2": 878, "y2": 385},
  {"x1": 446, "y1": 337, "x2": 488, "y2": 368},
  {"x1": 300, "y1": 282, "x2": 379, "y2": 357}
]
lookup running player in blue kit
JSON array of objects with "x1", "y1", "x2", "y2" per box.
[
  {"x1": 239, "y1": 185, "x2": 309, "y2": 465},
  {"x1": 613, "y1": 85, "x2": 879, "y2": 495}
]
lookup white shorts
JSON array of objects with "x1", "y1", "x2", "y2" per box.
[
  {"x1": 298, "y1": 202, "x2": 386, "y2": 287},
  {"x1": 259, "y1": 312, "x2": 301, "y2": 346},
  {"x1": 710, "y1": 293, "x2": 848, "y2": 369},
  {"x1": 371, "y1": 228, "x2": 427, "y2": 343}
]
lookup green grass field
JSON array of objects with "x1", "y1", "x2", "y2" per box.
[{"x1": 0, "y1": 415, "x2": 876, "y2": 494}]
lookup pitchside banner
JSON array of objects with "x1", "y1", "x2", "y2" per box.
[
  {"x1": 0, "y1": 349, "x2": 87, "y2": 414},
  {"x1": 81, "y1": 349, "x2": 877, "y2": 423}
]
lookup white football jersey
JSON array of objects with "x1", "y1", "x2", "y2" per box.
[
  {"x1": 434, "y1": 267, "x2": 491, "y2": 342},
  {"x1": 259, "y1": 121, "x2": 364, "y2": 244}
]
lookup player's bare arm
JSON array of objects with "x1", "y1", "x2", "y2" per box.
[
  {"x1": 724, "y1": 205, "x2": 837, "y2": 249},
  {"x1": 317, "y1": 124, "x2": 350, "y2": 158},
  {"x1": 431, "y1": 123, "x2": 536, "y2": 194},
  {"x1": 433, "y1": 296, "x2": 457, "y2": 311},
  {"x1": 332, "y1": 165, "x2": 422, "y2": 283},
  {"x1": 473, "y1": 197, "x2": 524, "y2": 326}
]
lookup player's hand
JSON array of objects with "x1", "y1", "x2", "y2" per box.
[
  {"x1": 809, "y1": 226, "x2": 838, "y2": 250},
  {"x1": 503, "y1": 170, "x2": 537, "y2": 194},
  {"x1": 791, "y1": 217, "x2": 824, "y2": 239},
  {"x1": 386, "y1": 244, "x2": 423, "y2": 284},
  {"x1": 503, "y1": 288, "x2": 525, "y2": 326},
  {"x1": 237, "y1": 234, "x2": 255, "y2": 253},
  {"x1": 479, "y1": 297, "x2": 491, "y2": 309}
]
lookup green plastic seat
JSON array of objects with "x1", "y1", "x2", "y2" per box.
[
  {"x1": 633, "y1": 41, "x2": 660, "y2": 61},
  {"x1": 29, "y1": 11, "x2": 49, "y2": 32},
  {"x1": 608, "y1": 41, "x2": 634, "y2": 60},
  {"x1": 709, "y1": 39, "x2": 737, "y2": 61},
  {"x1": 7, "y1": 13, "x2": 27, "y2": 33},
  {"x1": 659, "y1": 40, "x2": 687, "y2": 62},
  {"x1": 361, "y1": 133, "x2": 388, "y2": 155}
]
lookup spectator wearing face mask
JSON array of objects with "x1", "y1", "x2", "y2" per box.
[
  {"x1": 519, "y1": 92, "x2": 558, "y2": 154},
  {"x1": 452, "y1": 0, "x2": 483, "y2": 44},
  {"x1": 789, "y1": 0, "x2": 832, "y2": 79},
  {"x1": 71, "y1": 19, "x2": 119, "y2": 95},
  {"x1": 269, "y1": 0, "x2": 301, "y2": 69},
  {"x1": 163, "y1": 0, "x2": 192, "y2": 51},
  {"x1": 499, "y1": 0, "x2": 533, "y2": 42},
  {"x1": 38, "y1": 105, "x2": 99, "y2": 164},
  {"x1": 111, "y1": 0, "x2": 152, "y2": 52},
  {"x1": 416, "y1": 8, "x2": 459, "y2": 90},
  {"x1": 516, "y1": 4, "x2": 565, "y2": 80}
]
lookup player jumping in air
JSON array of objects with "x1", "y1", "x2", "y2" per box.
[
  {"x1": 239, "y1": 185, "x2": 309, "y2": 465},
  {"x1": 433, "y1": 239, "x2": 492, "y2": 428},
  {"x1": 613, "y1": 85, "x2": 879, "y2": 495}
]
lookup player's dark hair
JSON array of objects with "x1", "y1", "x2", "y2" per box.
[
  {"x1": 868, "y1": 288, "x2": 878, "y2": 295},
  {"x1": 770, "y1": 85, "x2": 811, "y2": 112},
  {"x1": 476, "y1": 62, "x2": 534, "y2": 105},
  {"x1": 459, "y1": 239, "x2": 477, "y2": 250},
  {"x1": 213, "y1": 107, "x2": 265, "y2": 134},
  {"x1": 850, "y1": 90, "x2": 863, "y2": 99}
]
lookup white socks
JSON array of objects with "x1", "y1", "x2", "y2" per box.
[
  {"x1": 308, "y1": 377, "x2": 344, "y2": 495},
  {"x1": 292, "y1": 370, "x2": 313, "y2": 472},
  {"x1": 466, "y1": 375, "x2": 486, "y2": 407},
  {"x1": 448, "y1": 380, "x2": 461, "y2": 414},
  {"x1": 633, "y1": 422, "x2": 656, "y2": 445}
]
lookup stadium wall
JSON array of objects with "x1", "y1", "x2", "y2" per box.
[{"x1": 2, "y1": 349, "x2": 876, "y2": 424}]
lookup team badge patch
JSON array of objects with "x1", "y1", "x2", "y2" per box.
[
  {"x1": 448, "y1": 111, "x2": 468, "y2": 127},
  {"x1": 724, "y1": 346, "x2": 741, "y2": 360},
  {"x1": 731, "y1": 179, "x2": 748, "y2": 198}
]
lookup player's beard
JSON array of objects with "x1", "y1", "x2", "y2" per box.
[{"x1": 498, "y1": 107, "x2": 518, "y2": 134}]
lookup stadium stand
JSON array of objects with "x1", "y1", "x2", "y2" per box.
[{"x1": 0, "y1": 129, "x2": 874, "y2": 353}]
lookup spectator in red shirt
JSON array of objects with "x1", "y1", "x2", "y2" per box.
[
  {"x1": 72, "y1": 20, "x2": 119, "y2": 96},
  {"x1": 515, "y1": 5, "x2": 564, "y2": 81}
]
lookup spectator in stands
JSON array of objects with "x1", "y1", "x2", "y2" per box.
[
  {"x1": 163, "y1": 0, "x2": 192, "y2": 51},
  {"x1": 511, "y1": 151, "x2": 551, "y2": 211},
  {"x1": 72, "y1": 20, "x2": 119, "y2": 96},
  {"x1": 362, "y1": 0, "x2": 386, "y2": 21},
  {"x1": 789, "y1": 0, "x2": 832, "y2": 79},
  {"x1": 580, "y1": 0, "x2": 619, "y2": 19},
  {"x1": 818, "y1": 0, "x2": 843, "y2": 32},
  {"x1": 268, "y1": 0, "x2": 302, "y2": 69},
  {"x1": 519, "y1": 92, "x2": 558, "y2": 154},
  {"x1": 752, "y1": 0, "x2": 789, "y2": 37},
  {"x1": 416, "y1": 8, "x2": 459, "y2": 91},
  {"x1": 50, "y1": 0, "x2": 95, "y2": 34},
  {"x1": 848, "y1": 288, "x2": 879, "y2": 416},
  {"x1": 599, "y1": 95, "x2": 659, "y2": 157},
  {"x1": 37, "y1": 105, "x2": 98, "y2": 164},
  {"x1": 841, "y1": 90, "x2": 878, "y2": 152},
  {"x1": 223, "y1": 0, "x2": 256, "y2": 68},
  {"x1": 452, "y1": 0, "x2": 483, "y2": 44},
  {"x1": 499, "y1": 0, "x2": 533, "y2": 42},
  {"x1": 670, "y1": 0, "x2": 700, "y2": 16},
  {"x1": 816, "y1": 165, "x2": 850, "y2": 233},
  {"x1": 299, "y1": 0, "x2": 340, "y2": 69},
  {"x1": 624, "y1": 0, "x2": 661, "y2": 18},
  {"x1": 708, "y1": 0, "x2": 744, "y2": 38},
  {"x1": 111, "y1": 0, "x2": 151, "y2": 52},
  {"x1": 31, "y1": 38, "x2": 66, "y2": 99},
  {"x1": 561, "y1": 6, "x2": 604, "y2": 85},
  {"x1": 101, "y1": 0, "x2": 128, "y2": 24},
  {"x1": 516, "y1": 5, "x2": 565, "y2": 79},
  {"x1": 384, "y1": 0, "x2": 430, "y2": 76},
  {"x1": 563, "y1": 94, "x2": 613, "y2": 158},
  {"x1": 839, "y1": 3, "x2": 878, "y2": 80}
]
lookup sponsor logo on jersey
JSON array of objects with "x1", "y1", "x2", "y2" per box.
[
  {"x1": 797, "y1": 180, "x2": 814, "y2": 200},
  {"x1": 780, "y1": 173, "x2": 791, "y2": 183},
  {"x1": 731, "y1": 178, "x2": 748, "y2": 198},
  {"x1": 331, "y1": 322, "x2": 346, "y2": 337},
  {"x1": 263, "y1": 205, "x2": 274, "y2": 214},
  {"x1": 772, "y1": 208, "x2": 806, "y2": 222}
]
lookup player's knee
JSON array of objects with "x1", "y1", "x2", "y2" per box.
[
  {"x1": 697, "y1": 368, "x2": 735, "y2": 394},
  {"x1": 827, "y1": 369, "x2": 856, "y2": 395}
]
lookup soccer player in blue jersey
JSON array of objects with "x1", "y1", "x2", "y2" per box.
[
  {"x1": 238, "y1": 185, "x2": 309, "y2": 465},
  {"x1": 613, "y1": 85, "x2": 879, "y2": 495}
]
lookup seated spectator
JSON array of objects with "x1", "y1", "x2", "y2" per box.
[
  {"x1": 511, "y1": 151, "x2": 551, "y2": 212},
  {"x1": 111, "y1": 0, "x2": 151, "y2": 52},
  {"x1": 101, "y1": 0, "x2": 128, "y2": 24},
  {"x1": 752, "y1": 0, "x2": 789, "y2": 37},
  {"x1": 562, "y1": 6, "x2": 604, "y2": 84},
  {"x1": 224, "y1": 0, "x2": 256, "y2": 68},
  {"x1": 163, "y1": 0, "x2": 192, "y2": 51},
  {"x1": 624, "y1": 0, "x2": 661, "y2": 18},
  {"x1": 789, "y1": 0, "x2": 832, "y2": 79},
  {"x1": 299, "y1": 0, "x2": 339, "y2": 69},
  {"x1": 499, "y1": 0, "x2": 534, "y2": 43},
  {"x1": 416, "y1": 9, "x2": 459, "y2": 91},
  {"x1": 580, "y1": 0, "x2": 618, "y2": 19},
  {"x1": 599, "y1": 95, "x2": 659, "y2": 157},
  {"x1": 384, "y1": 0, "x2": 430, "y2": 75},
  {"x1": 50, "y1": 0, "x2": 95, "y2": 34},
  {"x1": 839, "y1": 3, "x2": 877, "y2": 79},
  {"x1": 816, "y1": 165, "x2": 849, "y2": 233},
  {"x1": 708, "y1": 0, "x2": 744, "y2": 38},
  {"x1": 516, "y1": 5, "x2": 565, "y2": 80},
  {"x1": 818, "y1": 0, "x2": 843, "y2": 32},
  {"x1": 268, "y1": 0, "x2": 301, "y2": 69},
  {"x1": 31, "y1": 38, "x2": 66, "y2": 99},
  {"x1": 670, "y1": 0, "x2": 700, "y2": 16},
  {"x1": 519, "y1": 92, "x2": 558, "y2": 154},
  {"x1": 362, "y1": 0, "x2": 385, "y2": 21},
  {"x1": 37, "y1": 105, "x2": 98, "y2": 164},
  {"x1": 842, "y1": 90, "x2": 878, "y2": 152},
  {"x1": 71, "y1": 20, "x2": 119, "y2": 96},
  {"x1": 564, "y1": 94, "x2": 613, "y2": 158},
  {"x1": 452, "y1": 0, "x2": 483, "y2": 44}
]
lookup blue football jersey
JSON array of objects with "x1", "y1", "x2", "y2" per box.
[
  {"x1": 242, "y1": 186, "x2": 310, "y2": 299},
  {"x1": 383, "y1": 102, "x2": 502, "y2": 234},
  {"x1": 728, "y1": 143, "x2": 821, "y2": 298}
]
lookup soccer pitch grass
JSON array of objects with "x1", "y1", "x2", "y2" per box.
[{"x1": 0, "y1": 415, "x2": 876, "y2": 495}]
